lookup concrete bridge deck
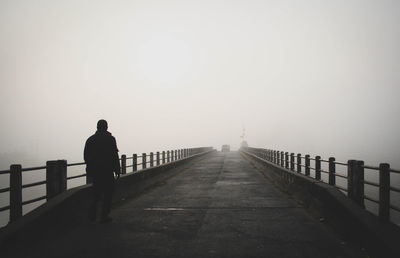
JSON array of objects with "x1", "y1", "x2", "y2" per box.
[{"x1": 2, "y1": 152, "x2": 364, "y2": 257}]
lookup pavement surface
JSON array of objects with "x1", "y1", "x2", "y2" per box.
[{"x1": 3, "y1": 151, "x2": 366, "y2": 257}]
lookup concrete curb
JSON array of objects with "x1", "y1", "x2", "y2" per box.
[
  {"x1": 0, "y1": 150, "x2": 216, "y2": 245},
  {"x1": 240, "y1": 150, "x2": 400, "y2": 258}
]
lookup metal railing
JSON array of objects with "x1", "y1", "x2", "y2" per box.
[
  {"x1": 241, "y1": 147, "x2": 400, "y2": 223},
  {"x1": 0, "y1": 147, "x2": 212, "y2": 224}
]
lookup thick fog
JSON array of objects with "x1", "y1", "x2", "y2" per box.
[{"x1": 1, "y1": 0, "x2": 400, "y2": 169}]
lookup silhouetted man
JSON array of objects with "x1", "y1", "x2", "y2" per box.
[{"x1": 84, "y1": 119, "x2": 121, "y2": 223}]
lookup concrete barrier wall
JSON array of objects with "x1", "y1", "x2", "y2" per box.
[
  {"x1": 0, "y1": 150, "x2": 215, "y2": 245},
  {"x1": 240, "y1": 150, "x2": 400, "y2": 258}
]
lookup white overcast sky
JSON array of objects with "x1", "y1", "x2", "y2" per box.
[{"x1": 0, "y1": 0, "x2": 399, "y2": 168}]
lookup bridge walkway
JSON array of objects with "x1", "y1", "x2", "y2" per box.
[{"x1": 3, "y1": 152, "x2": 364, "y2": 257}]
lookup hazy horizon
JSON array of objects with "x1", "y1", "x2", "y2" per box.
[{"x1": 1, "y1": 0, "x2": 400, "y2": 170}]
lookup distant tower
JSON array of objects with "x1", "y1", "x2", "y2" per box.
[{"x1": 240, "y1": 126, "x2": 248, "y2": 148}]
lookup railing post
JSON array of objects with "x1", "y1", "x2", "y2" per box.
[
  {"x1": 274, "y1": 151, "x2": 277, "y2": 164},
  {"x1": 277, "y1": 151, "x2": 280, "y2": 164},
  {"x1": 279, "y1": 151, "x2": 282, "y2": 165},
  {"x1": 315, "y1": 156, "x2": 321, "y2": 180},
  {"x1": 290, "y1": 153, "x2": 295, "y2": 171},
  {"x1": 354, "y1": 160, "x2": 365, "y2": 207},
  {"x1": 10, "y1": 164, "x2": 22, "y2": 222},
  {"x1": 46, "y1": 160, "x2": 67, "y2": 200},
  {"x1": 379, "y1": 163, "x2": 390, "y2": 222},
  {"x1": 175, "y1": 150, "x2": 178, "y2": 160},
  {"x1": 132, "y1": 154, "x2": 137, "y2": 172},
  {"x1": 150, "y1": 152, "x2": 154, "y2": 167},
  {"x1": 162, "y1": 151, "x2": 166, "y2": 164},
  {"x1": 281, "y1": 151, "x2": 284, "y2": 167},
  {"x1": 121, "y1": 155, "x2": 126, "y2": 174},
  {"x1": 156, "y1": 152, "x2": 160, "y2": 166},
  {"x1": 328, "y1": 157, "x2": 336, "y2": 186},
  {"x1": 285, "y1": 152, "x2": 289, "y2": 169},
  {"x1": 297, "y1": 154, "x2": 301, "y2": 173},
  {"x1": 142, "y1": 153, "x2": 147, "y2": 169},
  {"x1": 276, "y1": 151, "x2": 279, "y2": 164},
  {"x1": 305, "y1": 155, "x2": 310, "y2": 176},
  {"x1": 278, "y1": 151, "x2": 281, "y2": 165},
  {"x1": 347, "y1": 160, "x2": 356, "y2": 200},
  {"x1": 347, "y1": 160, "x2": 364, "y2": 207},
  {"x1": 167, "y1": 151, "x2": 170, "y2": 162}
]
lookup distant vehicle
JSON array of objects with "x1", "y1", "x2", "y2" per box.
[{"x1": 221, "y1": 144, "x2": 230, "y2": 152}]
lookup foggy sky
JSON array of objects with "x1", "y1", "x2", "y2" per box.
[{"x1": 1, "y1": 0, "x2": 400, "y2": 169}]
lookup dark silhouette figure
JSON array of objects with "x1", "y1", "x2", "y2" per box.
[{"x1": 84, "y1": 119, "x2": 121, "y2": 223}]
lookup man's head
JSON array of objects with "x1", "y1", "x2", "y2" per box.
[{"x1": 97, "y1": 119, "x2": 108, "y2": 131}]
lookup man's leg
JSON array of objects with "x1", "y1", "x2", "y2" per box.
[
  {"x1": 89, "y1": 178, "x2": 100, "y2": 221},
  {"x1": 100, "y1": 189, "x2": 112, "y2": 220},
  {"x1": 100, "y1": 176, "x2": 115, "y2": 222}
]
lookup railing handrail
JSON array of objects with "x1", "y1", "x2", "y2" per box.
[
  {"x1": 0, "y1": 146, "x2": 213, "y2": 226},
  {"x1": 241, "y1": 146, "x2": 400, "y2": 225}
]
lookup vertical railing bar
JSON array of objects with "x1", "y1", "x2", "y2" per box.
[
  {"x1": 121, "y1": 155, "x2": 126, "y2": 174},
  {"x1": 162, "y1": 151, "x2": 166, "y2": 164},
  {"x1": 379, "y1": 163, "x2": 390, "y2": 221},
  {"x1": 315, "y1": 156, "x2": 321, "y2": 180},
  {"x1": 329, "y1": 157, "x2": 336, "y2": 186},
  {"x1": 132, "y1": 154, "x2": 137, "y2": 172},
  {"x1": 305, "y1": 154, "x2": 310, "y2": 176},
  {"x1": 10, "y1": 164, "x2": 22, "y2": 222},
  {"x1": 156, "y1": 152, "x2": 160, "y2": 166},
  {"x1": 285, "y1": 152, "x2": 289, "y2": 169},
  {"x1": 150, "y1": 152, "x2": 154, "y2": 167},
  {"x1": 297, "y1": 154, "x2": 301, "y2": 173},
  {"x1": 290, "y1": 153, "x2": 295, "y2": 171},
  {"x1": 142, "y1": 153, "x2": 147, "y2": 169}
]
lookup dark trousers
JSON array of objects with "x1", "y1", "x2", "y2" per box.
[{"x1": 89, "y1": 172, "x2": 115, "y2": 220}]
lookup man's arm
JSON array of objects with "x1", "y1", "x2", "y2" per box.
[
  {"x1": 112, "y1": 137, "x2": 121, "y2": 178},
  {"x1": 84, "y1": 139, "x2": 90, "y2": 163},
  {"x1": 84, "y1": 138, "x2": 93, "y2": 176}
]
